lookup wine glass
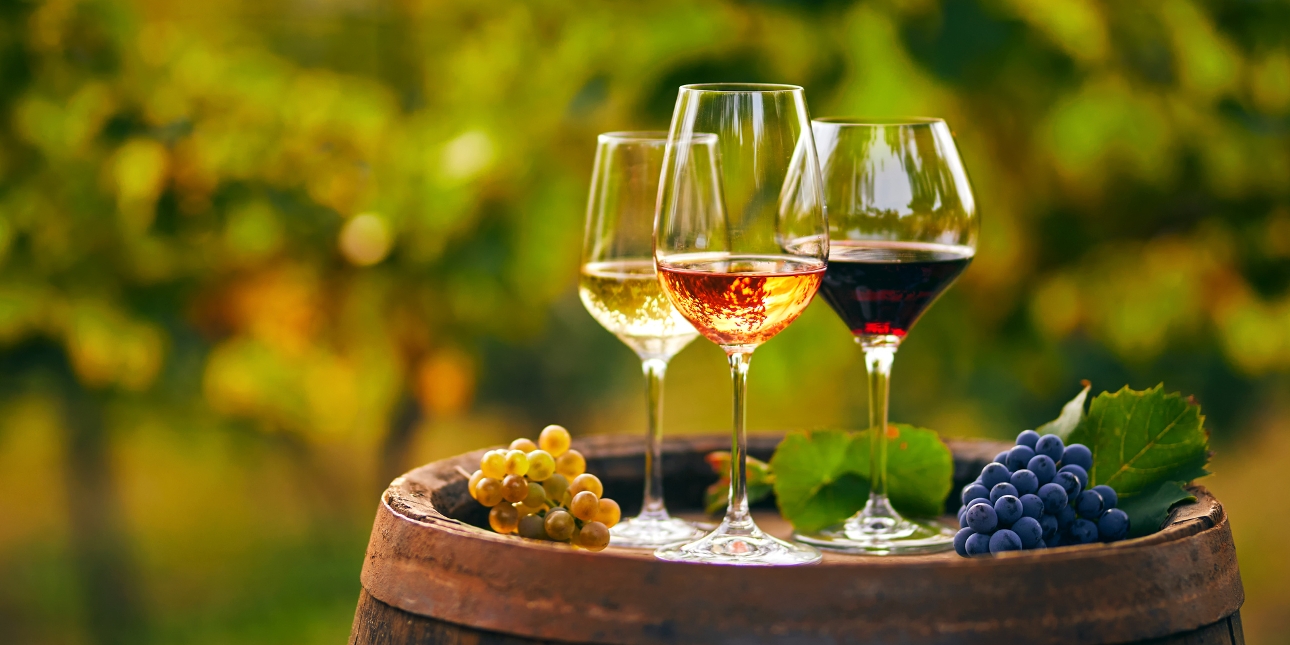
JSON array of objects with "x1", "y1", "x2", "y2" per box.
[
  {"x1": 794, "y1": 117, "x2": 978, "y2": 554},
  {"x1": 579, "y1": 131, "x2": 709, "y2": 548},
  {"x1": 653, "y1": 84, "x2": 826, "y2": 566}
]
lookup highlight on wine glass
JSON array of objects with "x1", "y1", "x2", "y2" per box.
[
  {"x1": 653, "y1": 83, "x2": 827, "y2": 566},
  {"x1": 793, "y1": 116, "x2": 979, "y2": 555},
  {"x1": 578, "y1": 132, "x2": 709, "y2": 548}
]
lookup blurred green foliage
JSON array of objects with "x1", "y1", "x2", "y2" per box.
[{"x1": 0, "y1": 0, "x2": 1288, "y2": 643}]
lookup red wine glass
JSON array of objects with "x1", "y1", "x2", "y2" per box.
[{"x1": 794, "y1": 117, "x2": 979, "y2": 555}]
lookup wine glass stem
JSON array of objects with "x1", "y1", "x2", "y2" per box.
[
  {"x1": 864, "y1": 345, "x2": 895, "y2": 504},
  {"x1": 725, "y1": 350, "x2": 754, "y2": 530},
  {"x1": 639, "y1": 357, "x2": 669, "y2": 520}
]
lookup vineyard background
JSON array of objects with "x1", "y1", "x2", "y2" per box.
[{"x1": 0, "y1": 1, "x2": 1287, "y2": 643}]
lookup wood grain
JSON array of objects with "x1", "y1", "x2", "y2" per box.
[
  {"x1": 351, "y1": 592, "x2": 1245, "y2": 645},
  {"x1": 354, "y1": 433, "x2": 1244, "y2": 645}
]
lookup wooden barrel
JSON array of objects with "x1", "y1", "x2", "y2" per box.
[{"x1": 350, "y1": 434, "x2": 1244, "y2": 645}]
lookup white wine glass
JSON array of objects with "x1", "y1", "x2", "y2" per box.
[
  {"x1": 579, "y1": 132, "x2": 709, "y2": 548},
  {"x1": 653, "y1": 84, "x2": 826, "y2": 566},
  {"x1": 793, "y1": 117, "x2": 978, "y2": 554}
]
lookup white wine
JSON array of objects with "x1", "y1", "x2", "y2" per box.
[{"x1": 579, "y1": 259, "x2": 699, "y2": 359}]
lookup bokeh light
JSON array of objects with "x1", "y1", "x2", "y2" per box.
[{"x1": 0, "y1": 1, "x2": 1286, "y2": 642}]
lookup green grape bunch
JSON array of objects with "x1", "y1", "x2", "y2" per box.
[{"x1": 467, "y1": 425, "x2": 618, "y2": 552}]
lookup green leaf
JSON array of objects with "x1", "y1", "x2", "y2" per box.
[
  {"x1": 1117, "y1": 480, "x2": 1197, "y2": 538},
  {"x1": 770, "y1": 425, "x2": 953, "y2": 533},
  {"x1": 1068, "y1": 384, "x2": 1210, "y2": 535},
  {"x1": 769, "y1": 430, "x2": 861, "y2": 533},
  {"x1": 845, "y1": 424, "x2": 954, "y2": 518},
  {"x1": 1037, "y1": 380, "x2": 1091, "y2": 440},
  {"x1": 703, "y1": 451, "x2": 774, "y2": 515}
]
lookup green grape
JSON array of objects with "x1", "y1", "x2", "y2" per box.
[
  {"x1": 526, "y1": 450, "x2": 555, "y2": 481},
  {"x1": 475, "y1": 477, "x2": 503, "y2": 506},
  {"x1": 541, "y1": 473, "x2": 568, "y2": 502},
  {"x1": 489, "y1": 503, "x2": 519, "y2": 534},
  {"x1": 517, "y1": 514, "x2": 548, "y2": 540},
  {"x1": 596, "y1": 498, "x2": 621, "y2": 528},
  {"x1": 514, "y1": 501, "x2": 543, "y2": 516},
  {"x1": 509, "y1": 438, "x2": 538, "y2": 453},
  {"x1": 480, "y1": 450, "x2": 506, "y2": 479},
  {"x1": 570, "y1": 491, "x2": 599, "y2": 521},
  {"x1": 467, "y1": 470, "x2": 485, "y2": 500},
  {"x1": 569, "y1": 473, "x2": 603, "y2": 498},
  {"x1": 555, "y1": 449, "x2": 585, "y2": 478},
  {"x1": 539, "y1": 424, "x2": 571, "y2": 457},
  {"x1": 524, "y1": 482, "x2": 546, "y2": 507},
  {"x1": 544, "y1": 509, "x2": 576, "y2": 541},
  {"x1": 501, "y1": 474, "x2": 528, "y2": 503},
  {"x1": 576, "y1": 521, "x2": 610, "y2": 551},
  {"x1": 504, "y1": 450, "x2": 529, "y2": 476}
]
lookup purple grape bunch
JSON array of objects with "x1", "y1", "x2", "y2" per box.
[{"x1": 954, "y1": 430, "x2": 1130, "y2": 557}]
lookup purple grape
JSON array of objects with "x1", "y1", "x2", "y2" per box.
[
  {"x1": 1037, "y1": 482, "x2": 1068, "y2": 513},
  {"x1": 1032, "y1": 538, "x2": 1048, "y2": 549},
  {"x1": 1035, "y1": 434, "x2": 1065, "y2": 462},
  {"x1": 1074, "y1": 489, "x2": 1105, "y2": 519},
  {"x1": 1057, "y1": 505, "x2": 1077, "y2": 530},
  {"x1": 994, "y1": 495, "x2": 1023, "y2": 526},
  {"x1": 958, "y1": 506, "x2": 969, "y2": 528},
  {"x1": 954, "y1": 527, "x2": 973, "y2": 557},
  {"x1": 994, "y1": 451, "x2": 1009, "y2": 464},
  {"x1": 1011, "y1": 516, "x2": 1042, "y2": 548},
  {"x1": 965, "y1": 532, "x2": 991, "y2": 556},
  {"x1": 1027, "y1": 454, "x2": 1057, "y2": 484},
  {"x1": 1092, "y1": 485, "x2": 1118, "y2": 509},
  {"x1": 1059, "y1": 464, "x2": 1089, "y2": 490},
  {"x1": 1005, "y1": 445, "x2": 1036, "y2": 472},
  {"x1": 981, "y1": 463, "x2": 1011, "y2": 489},
  {"x1": 1062, "y1": 443, "x2": 1093, "y2": 471},
  {"x1": 990, "y1": 482, "x2": 1019, "y2": 503},
  {"x1": 1039, "y1": 514, "x2": 1058, "y2": 540},
  {"x1": 961, "y1": 482, "x2": 990, "y2": 506},
  {"x1": 1016, "y1": 429, "x2": 1040, "y2": 449},
  {"x1": 966, "y1": 502, "x2": 998, "y2": 533},
  {"x1": 1010, "y1": 469, "x2": 1039, "y2": 496},
  {"x1": 1071, "y1": 518, "x2": 1099, "y2": 544},
  {"x1": 1020, "y1": 494, "x2": 1044, "y2": 519},
  {"x1": 1098, "y1": 509, "x2": 1129, "y2": 541},
  {"x1": 989, "y1": 529, "x2": 1022, "y2": 554},
  {"x1": 1054, "y1": 471, "x2": 1083, "y2": 499}
]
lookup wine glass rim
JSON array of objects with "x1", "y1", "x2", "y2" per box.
[
  {"x1": 814, "y1": 116, "x2": 945, "y2": 126},
  {"x1": 598, "y1": 131, "x2": 718, "y2": 144},
  {"x1": 680, "y1": 82, "x2": 804, "y2": 93},
  {"x1": 598, "y1": 131, "x2": 669, "y2": 143}
]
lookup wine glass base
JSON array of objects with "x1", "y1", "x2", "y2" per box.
[
  {"x1": 655, "y1": 520, "x2": 822, "y2": 566},
  {"x1": 609, "y1": 515, "x2": 711, "y2": 549},
  {"x1": 794, "y1": 515, "x2": 956, "y2": 555}
]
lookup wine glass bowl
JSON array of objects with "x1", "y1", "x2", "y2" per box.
[
  {"x1": 653, "y1": 83, "x2": 825, "y2": 566},
  {"x1": 795, "y1": 116, "x2": 978, "y2": 555}
]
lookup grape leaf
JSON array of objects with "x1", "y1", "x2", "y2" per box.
[
  {"x1": 769, "y1": 430, "x2": 863, "y2": 533},
  {"x1": 1068, "y1": 384, "x2": 1210, "y2": 535},
  {"x1": 1036, "y1": 380, "x2": 1091, "y2": 441},
  {"x1": 844, "y1": 424, "x2": 954, "y2": 518},
  {"x1": 703, "y1": 451, "x2": 774, "y2": 515},
  {"x1": 1117, "y1": 480, "x2": 1197, "y2": 538},
  {"x1": 770, "y1": 425, "x2": 953, "y2": 533}
]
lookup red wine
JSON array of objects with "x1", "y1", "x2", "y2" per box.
[
  {"x1": 658, "y1": 254, "x2": 824, "y2": 347},
  {"x1": 819, "y1": 241, "x2": 973, "y2": 340}
]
